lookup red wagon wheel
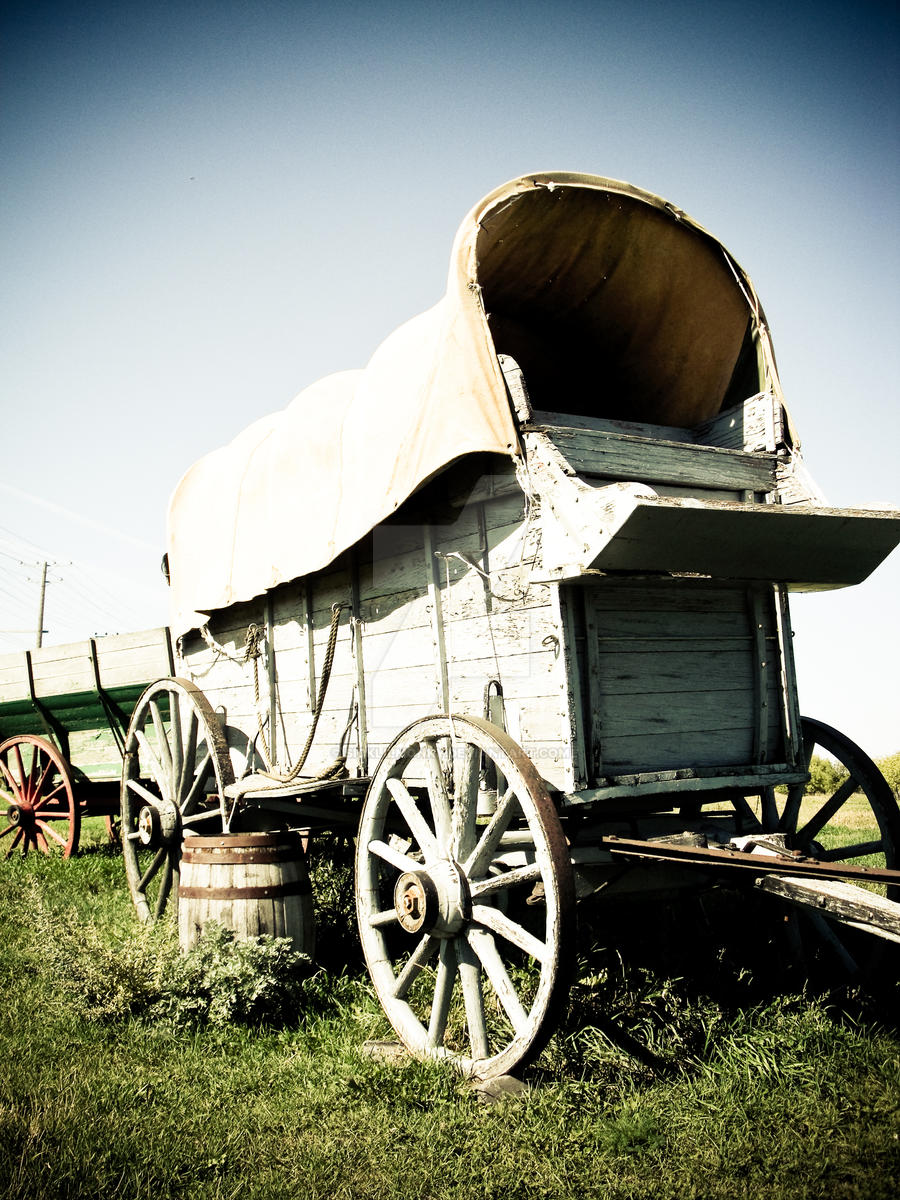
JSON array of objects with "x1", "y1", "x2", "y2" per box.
[{"x1": 0, "y1": 734, "x2": 80, "y2": 858}]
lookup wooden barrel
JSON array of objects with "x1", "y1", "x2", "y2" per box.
[{"x1": 178, "y1": 833, "x2": 315, "y2": 956}]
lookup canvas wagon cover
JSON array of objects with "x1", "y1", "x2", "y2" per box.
[{"x1": 167, "y1": 172, "x2": 782, "y2": 634}]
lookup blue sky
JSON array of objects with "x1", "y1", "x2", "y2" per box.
[{"x1": 1, "y1": 0, "x2": 898, "y2": 752}]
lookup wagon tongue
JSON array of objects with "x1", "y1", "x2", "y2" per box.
[{"x1": 600, "y1": 832, "x2": 900, "y2": 887}]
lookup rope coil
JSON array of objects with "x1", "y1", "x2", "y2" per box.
[{"x1": 245, "y1": 602, "x2": 349, "y2": 784}]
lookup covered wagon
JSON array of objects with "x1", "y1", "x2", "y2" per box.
[{"x1": 120, "y1": 173, "x2": 900, "y2": 1078}]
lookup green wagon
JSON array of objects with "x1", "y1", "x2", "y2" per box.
[{"x1": 0, "y1": 629, "x2": 174, "y2": 855}]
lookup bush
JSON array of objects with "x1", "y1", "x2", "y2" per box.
[
  {"x1": 806, "y1": 753, "x2": 849, "y2": 795},
  {"x1": 28, "y1": 882, "x2": 318, "y2": 1030},
  {"x1": 876, "y1": 752, "x2": 900, "y2": 798},
  {"x1": 153, "y1": 921, "x2": 315, "y2": 1028}
]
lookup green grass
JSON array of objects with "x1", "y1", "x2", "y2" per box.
[{"x1": 1, "y1": 842, "x2": 899, "y2": 1199}]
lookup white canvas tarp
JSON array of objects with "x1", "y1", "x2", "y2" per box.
[{"x1": 167, "y1": 173, "x2": 784, "y2": 634}]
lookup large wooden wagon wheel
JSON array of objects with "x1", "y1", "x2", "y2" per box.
[
  {"x1": 735, "y1": 716, "x2": 900, "y2": 975},
  {"x1": 356, "y1": 715, "x2": 576, "y2": 1079},
  {"x1": 121, "y1": 679, "x2": 234, "y2": 922},
  {"x1": 0, "y1": 734, "x2": 80, "y2": 858}
]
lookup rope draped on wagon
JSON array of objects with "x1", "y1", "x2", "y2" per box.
[{"x1": 244, "y1": 602, "x2": 349, "y2": 785}]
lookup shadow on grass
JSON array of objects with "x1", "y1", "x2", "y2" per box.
[{"x1": 539, "y1": 882, "x2": 900, "y2": 1085}]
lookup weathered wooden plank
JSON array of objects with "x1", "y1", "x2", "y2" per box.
[
  {"x1": 0, "y1": 659, "x2": 31, "y2": 705},
  {"x1": 693, "y1": 392, "x2": 783, "y2": 453},
  {"x1": 94, "y1": 627, "x2": 172, "y2": 656},
  {"x1": 594, "y1": 649, "x2": 757, "y2": 694},
  {"x1": 598, "y1": 727, "x2": 758, "y2": 772},
  {"x1": 544, "y1": 426, "x2": 777, "y2": 492},
  {"x1": 588, "y1": 499, "x2": 900, "y2": 586},
  {"x1": 595, "y1": 688, "x2": 766, "y2": 739},
  {"x1": 530, "y1": 409, "x2": 695, "y2": 444},
  {"x1": 587, "y1": 581, "x2": 749, "y2": 614},
  {"x1": 590, "y1": 607, "x2": 755, "y2": 640},
  {"x1": 755, "y1": 875, "x2": 900, "y2": 944}
]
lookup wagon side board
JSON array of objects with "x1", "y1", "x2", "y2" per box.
[
  {"x1": 177, "y1": 481, "x2": 584, "y2": 793},
  {"x1": 0, "y1": 628, "x2": 174, "y2": 781}
]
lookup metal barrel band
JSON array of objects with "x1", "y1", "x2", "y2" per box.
[
  {"x1": 178, "y1": 880, "x2": 312, "y2": 900},
  {"x1": 180, "y1": 848, "x2": 304, "y2": 865}
]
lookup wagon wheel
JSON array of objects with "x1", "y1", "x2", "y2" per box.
[
  {"x1": 356, "y1": 715, "x2": 576, "y2": 1079},
  {"x1": 0, "y1": 734, "x2": 80, "y2": 858},
  {"x1": 735, "y1": 716, "x2": 900, "y2": 977},
  {"x1": 121, "y1": 679, "x2": 234, "y2": 922}
]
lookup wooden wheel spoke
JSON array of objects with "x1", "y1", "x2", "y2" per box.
[
  {"x1": 138, "y1": 847, "x2": 167, "y2": 892},
  {"x1": 471, "y1": 903, "x2": 547, "y2": 963},
  {"x1": 179, "y1": 710, "x2": 199, "y2": 797},
  {"x1": 154, "y1": 860, "x2": 174, "y2": 918},
  {"x1": 419, "y1": 738, "x2": 451, "y2": 851},
  {"x1": 467, "y1": 926, "x2": 529, "y2": 1034},
  {"x1": 149, "y1": 699, "x2": 174, "y2": 782},
  {"x1": 798, "y1": 777, "x2": 858, "y2": 844},
  {"x1": 369, "y1": 907, "x2": 401, "y2": 928},
  {"x1": 456, "y1": 935, "x2": 488, "y2": 1059},
  {"x1": 470, "y1": 862, "x2": 542, "y2": 899},
  {"x1": 464, "y1": 786, "x2": 519, "y2": 876},
  {"x1": 126, "y1": 777, "x2": 163, "y2": 808},
  {"x1": 777, "y1": 783, "x2": 805, "y2": 833},
  {"x1": 181, "y1": 807, "x2": 227, "y2": 827},
  {"x1": 731, "y1": 793, "x2": 763, "y2": 833},
  {"x1": 391, "y1": 934, "x2": 438, "y2": 999},
  {"x1": 385, "y1": 778, "x2": 438, "y2": 859},
  {"x1": 760, "y1": 787, "x2": 779, "y2": 829},
  {"x1": 0, "y1": 823, "x2": 17, "y2": 841},
  {"x1": 427, "y1": 940, "x2": 458, "y2": 1048},
  {"x1": 180, "y1": 750, "x2": 213, "y2": 814},
  {"x1": 35, "y1": 819, "x2": 68, "y2": 849},
  {"x1": 12, "y1": 744, "x2": 27, "y2": 798},
  {"x1": 450, "y1": 741, "x2": 480, "y2": 862},
  {"x1": 169, "y1": 694, "x2": 184, "y2": 793},
  {"x1": 367, "y1": 838, "x2": 422, "y2": 875},
  {"x1": 35, "y1": 827, "x2": 50, "y2": 854},
  {"x1": 32, "y1": 754, "x2": 55, "y2": 799},
  {"x1": 5, "y1": 827, "x2": 23, "y2": 857},
  {"x1": 820, "y1": 839, "x2": 884, "y2": 863},
  {"x1": 134, "y1": 730, "x2": 167, "y2": 798},
  {"x1": 32, "y1": 781, "x2": 68, "y2": 811}
]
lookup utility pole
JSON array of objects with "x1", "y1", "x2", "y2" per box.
[{"x1": 36, "y1": 561, "x2": 47, "y2": 648}]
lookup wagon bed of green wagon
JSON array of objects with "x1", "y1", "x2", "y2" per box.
[{"x1": 0, "y1": 628, "x2": 173, "y2": 856}]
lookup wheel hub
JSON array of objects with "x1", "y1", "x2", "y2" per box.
[
  {"x1": 393, "y1": 859, "x2": 470, "y2": 937},
  {"x1": 137, "y1": 799, "x2": 179, "y2": 847},
  {"x1": 6, "y1": 803, "x2": 29, "y2": 827}
]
